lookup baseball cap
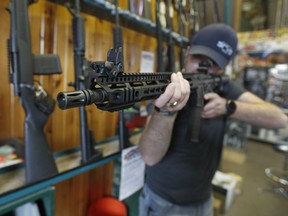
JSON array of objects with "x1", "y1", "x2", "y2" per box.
[{"x1": 189, "y1": 23, "x2": 238, "y2": 69}]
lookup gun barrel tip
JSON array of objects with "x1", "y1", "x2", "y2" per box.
[{"x1": 56, "y1": 92, "x2": 67, "y2": 110}]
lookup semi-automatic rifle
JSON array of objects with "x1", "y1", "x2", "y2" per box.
[
  {"x1": 65, "y1": 0, "x2": 102, "y2": 164},
  {"x1": 57, "y1": 60, "x2": 229, "y2": 142},
  {"x1": 7, "y1": 0, "x2": 61, "y2": 182}
]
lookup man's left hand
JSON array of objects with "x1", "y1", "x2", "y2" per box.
[{"x1": 202, "y1": 93, "x2": 227, "y2": 118}]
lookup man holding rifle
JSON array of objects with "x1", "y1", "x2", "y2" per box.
[{"x1": 139, "y1": 23, "x2": 288, "y2": 216}]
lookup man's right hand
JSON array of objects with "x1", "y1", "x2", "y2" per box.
[{"x1": 154, "y1": 72, "x2": 190, "y2": 112}]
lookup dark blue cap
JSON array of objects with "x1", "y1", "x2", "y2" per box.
[{"x1": 189, "y1": 23, "x2": 238, "y2": 69}]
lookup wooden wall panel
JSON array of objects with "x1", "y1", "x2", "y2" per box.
[
  {"x1": 0, "y1": 0, "x2": 11, "y2": 137},
  {"x1": 0, "y1": 0, "x2": 25, "y2": 139},
  {"x1": 0, "y1": 0, "x2": 157, "y2": 215},
  {"x1": 50, "y1": 2, "x2": 80, "y2": 151},
  {"x1": 54, "y1": 162, "x2": 114, "y2": 216}
]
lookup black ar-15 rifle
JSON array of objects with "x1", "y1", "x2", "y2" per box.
[
  {"x1": 57, "y1": 59, "x2": 229, "y2": 142},
  {"x1": 7, "y1": 0, "x2": 62, "y2": 183},
  {"x1": 65, "y1": 0, "x2": 102, "y2": 163}
]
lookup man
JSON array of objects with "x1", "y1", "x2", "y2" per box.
[{"x1": 138, "y1": 23, "x2": 288, "y2": 216}]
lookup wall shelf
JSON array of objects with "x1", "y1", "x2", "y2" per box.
[
  {"x1": 0, "y1": 152, "x2": 120, "y2": 207},
  {"x1": 48, "y1": 0, "x2": 189, "y2": 46},
  {"x1": 0, "y1": 131, "x2": 142, "y2": 207}
]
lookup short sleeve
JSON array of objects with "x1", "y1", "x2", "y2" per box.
[{"x1": 225, "y1": 80, "x2": 247, "y2": 100}]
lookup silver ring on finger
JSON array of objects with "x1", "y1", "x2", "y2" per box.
[{"x1": 168, "y1": 101, "x2": 178, "y2": 107}]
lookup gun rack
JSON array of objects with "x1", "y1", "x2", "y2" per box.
[{"x1": 47, "y1": 0, "x2": 189, "y2": 46}]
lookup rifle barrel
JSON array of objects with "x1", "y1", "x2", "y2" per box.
[{"x1": 57, "y1": 89, "x2": 107, "y2": 109}]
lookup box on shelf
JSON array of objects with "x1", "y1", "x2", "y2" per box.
[{"x1": 212, "y1": 171, "x2": 242, "y2": 213}]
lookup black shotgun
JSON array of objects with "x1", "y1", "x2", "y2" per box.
[{"x1": 7, "y1": 0, "x2": 61, "y2": 183}]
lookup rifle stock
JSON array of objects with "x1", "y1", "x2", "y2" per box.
[
  {"x1": 21, "y1": 88, "x2": 58, "y2": 182},
  {"x1": 7, "y1": 0, "x2": 61, "y2": 183}
]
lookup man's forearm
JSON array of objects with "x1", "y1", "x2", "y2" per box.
[
  {"x1": 139, "y1": 110, "x2": 177, "y2": 166},
  {"x1": 138, "y1": 72, "x2": 190, "y2": 166},
  {"x1": 232, "y1": 100, "x2": 288, "y2": 129}
]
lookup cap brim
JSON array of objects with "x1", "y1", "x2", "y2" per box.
[{"x1": 189, "y1": 46, "x2": 227, "y2": 69}]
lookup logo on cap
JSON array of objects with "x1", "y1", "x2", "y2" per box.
[{"x1": 217, "y1": 41, "x2": 233, "y2": 56}]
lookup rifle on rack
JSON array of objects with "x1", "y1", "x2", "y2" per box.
[
  {"x1": 200, "y1": 0, "x2": 207, "y2": 26},
  {"x1": 57, "y1": 60, "x2": 229, "y2": 142},
  {"x1": 175, "y1": 0, "x2": 187, "y2": 70},
  {"x1": 7, "y1": 0, "x2": 61, "y2": 183},
  {"x1": 155, "y1": 0, "x2": 165, "y2": 72},
  {"x1": 112, "y1": 0, "x2": 131, "y2": 150},
  {"x1": 65, "y1": 0, "x2": 102, "y2": 164},
  {"x1": 165, "y1": 0, "x2": 176, "y2": 72},
  {"x1": 188, "y1": 0, "x2": 199, "y2": 41},
  {"x1": 212, "y1": 0, "x2": 221, "y2": 22}
]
